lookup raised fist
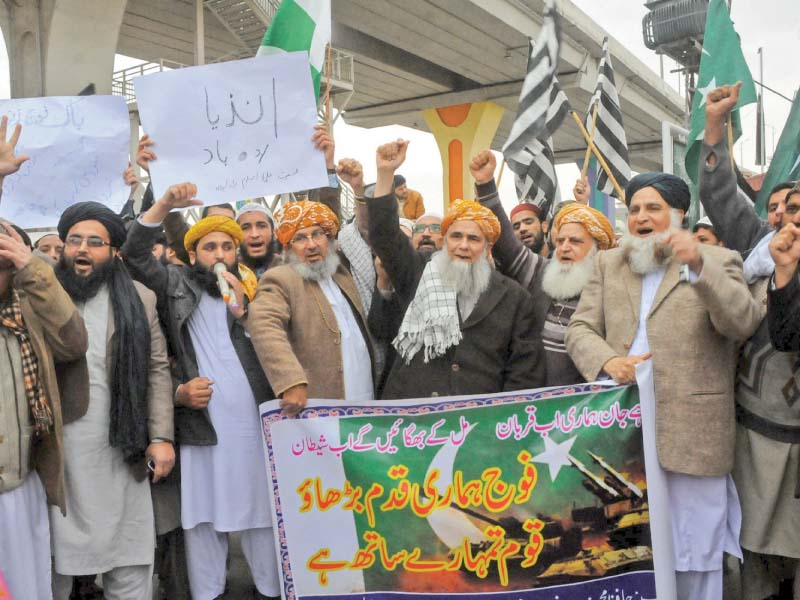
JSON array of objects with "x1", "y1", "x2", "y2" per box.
[
  {"x1": 376, "y1": 139, "x2": 409, "y2": 173},
  {"x1": 336, "y1": 158, "x2": 365, "y2": 196},
  {"x1": 469, "y1": 150, "x2": 496, "y2": 185}
]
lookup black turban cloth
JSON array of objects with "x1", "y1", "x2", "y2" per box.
[
  {"x1": 625, "y1": 172, "x2": 691, "y2": 213},
  {"x1": 56, "y1": 200, "x2": 151, "y2": 465},
  {"x1": 57, "y1": 201, "x2": 128, "y2": 248}
]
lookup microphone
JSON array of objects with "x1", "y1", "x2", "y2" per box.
[{"x1": 213, "y1": 262, "x2": 231, "y2": 304}]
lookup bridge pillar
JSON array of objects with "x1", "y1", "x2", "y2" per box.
[
  {"x1": 423, "y1": 101, "x2": 504, "y2": 210},
  {"x1": 1, "y1": 0, "x2": 125, "y2": 98}
]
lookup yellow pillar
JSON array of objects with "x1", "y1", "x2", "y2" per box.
[{"x1": 423, "y1": 101, "x2": 505, "y2": 210}]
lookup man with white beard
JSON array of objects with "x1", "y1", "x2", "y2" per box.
[
  {"x1": 470, "y1": 150, "x2": 615, "y2": 386},
  {"x1": 248, "y1": 200, "x2": 376, "y2": 415},
  {"x1": 367, "y1": 140, "x2": 545, "y2": 399},
  {"x1": 565, "y1": 172, "x2": 761, "y2": 600}
]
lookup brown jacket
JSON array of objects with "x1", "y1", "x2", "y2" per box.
[
  {"x1": 247, "y1": 261, "x2": 376, "y2": 399},
  {"x1": 565, "y1": 244, "x2": 761, "y2": 477},
  {"x1": 57, "y1": 280, "x2": 173, "y2": 474},
  {"x1": 400, "y1": 189, "x2": 425, "y2": 220},
  {"x1": 1, "y1": 258, "x2": 88, "y2": 514}
]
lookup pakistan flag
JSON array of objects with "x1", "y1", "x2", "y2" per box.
[
  {"x1": 684, "y1": 0, "x2": 757, "y2": 184},
  {"x1": 756, "y1": 90, "x2": 800, "y2": 216}
]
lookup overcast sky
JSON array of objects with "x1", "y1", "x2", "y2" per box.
[
  {"x1": 329, "y1": 0, "x2": 798, "y2": 213},
  {"x1": 0, "y1": 0, "x2": 795, "y2": 215}
]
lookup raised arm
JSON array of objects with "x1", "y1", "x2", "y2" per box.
[
  {"x1": 0, "y1": 115, "x2": 30, "y2": 204},
  {"x1": 699, "y1": 83, "x2": 771, "y2": 254},
  {"x1": 366, "y1": 140, "x2": 423, "y2": 301},
  {"x1": 121, "y1": 182, "x2": 201, "y2": 305},
  {"x1": 470, "y1": 150, "x2": 544, "y2": 288}
]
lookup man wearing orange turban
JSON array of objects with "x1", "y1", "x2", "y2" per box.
[
  {"x1": 122, "y1": 183, "x2": 282, "y2": 599},
  {"x1": 441, "y1": 199, "x2": 501, "y2": 245},
  {"x1": 247, "y1": 198, "x2": 376, "y2": 419},
  {"x1": 273, "y1": 200, "x2": 339, "y2": 247},
  {"x1": 363, "y1": 139, "x2": 545, "y2": 400},
  {"x1": 469, "y1": 149, "x2": 615, "y2": 386}
]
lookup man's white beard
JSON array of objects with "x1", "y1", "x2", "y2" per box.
[
  {"x1": 288, "y1": 242, "x2": 341, "y2": 281},
  {"x1": 432, "y1": 250, "x2": 492, "y2": 300},
  {"x1": 619, "y1": 209, "x2": 682, "y2": 275},
  {"x1": 541, "y1": 246, "x2": 598, "y2": 301}
]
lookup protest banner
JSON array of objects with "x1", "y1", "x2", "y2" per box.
[
  {"x1": 261, "y1": 383, "x2": 663, "y2": 600},
  {"x1": 134, "y1": 52, "x2": 328, "y2": 204},
  {"x1": 0, "y1": 95, "x2": 130, "y2": 228}
]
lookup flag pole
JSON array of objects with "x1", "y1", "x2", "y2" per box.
[
  {"x1": 727, "y1": 118, "x2": 736, "y2": 170},
  {"x1": 323, "y1": 43, "x2": 333, "y2": 131},
  {"x1": 496, "y1": 159, "x2": 507, "y2": 188},
  {"x1": 570, "y1": 110, "x2": 625, "y2": 201},
  {"x1": 581, "y1": 103, "x2": 599, "y2": 177}
]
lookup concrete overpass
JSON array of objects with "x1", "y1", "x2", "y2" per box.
[{"x1": 0, "y1": 0, "x2": 684, "y2": 201}]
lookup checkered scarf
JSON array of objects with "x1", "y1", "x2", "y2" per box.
[
  {"x1": 393, "y1": 252, "x2": 461, "y2": 364},
  {"x1": 338, "y1": 222, "x2": 388, "y2": 372},
  {"x1": 338, "y1": 222, "x2": 375, "y2": 314},
  {"x1": 0, "y1": 290, "x2": 52, "y2": 434}
]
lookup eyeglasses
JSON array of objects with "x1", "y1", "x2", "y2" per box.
[
  {"x1": 290, "y1": 230, "x2": 328, "y2": 246},
  {"x1": 412, "y1": 223, "x2": 442, "y2": 234},
  {"x1": 65, "y1": 235, "x2": 111, "y2": 248}
]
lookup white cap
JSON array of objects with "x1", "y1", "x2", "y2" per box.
[
  {"x1": 692, "y1": 216, "x2": 714, "y2": 232},
  {"x1": 236, "y1": 203, "x2": 273, "y2": 223}
]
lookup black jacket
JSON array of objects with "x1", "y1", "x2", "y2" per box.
[
  {"x1": 768, "y1": 268, "x2": 800, "y2": 353},
  {"x1": 122, "y1": 220, "x2": 273, "y2": 446},
  {"x1": 366, "y1": 191, "x2": 546, "y2": 399}
]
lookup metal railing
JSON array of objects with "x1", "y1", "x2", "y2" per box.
[
  {"x1": 111, "y1": 59, "x2": 187, "y2": 103},
  {"x1": 251, "y1": 0, "x2": 280, "y2": 21},
  {"x1": 327, "y1": 47, "x2": 354, "y2": 88}
]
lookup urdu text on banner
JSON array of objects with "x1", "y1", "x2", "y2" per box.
[
  {"x1": 134, "y1": 52, "x2": 329, "y2": 205},
  {"x1": 260, "y1": 383, "x2": 663, "y2": 600},
  {"x1": 0, "y1": 95, "x2": 130, "y2": 229}
]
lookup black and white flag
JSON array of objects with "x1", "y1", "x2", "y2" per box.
[
  {"x1": 503, "y1": 0, "x2": 570, "y2": 214},
  {"x1": 586, "y1": 37, "x2": 631, "y2": 197}
]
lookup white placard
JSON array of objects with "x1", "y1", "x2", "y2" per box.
[
  {"x1": 134, "y1": 52, "x2": 328, "y2": 204},
  {"x1": 0, "y1": 96, "x2": 131, "y2": 229}
]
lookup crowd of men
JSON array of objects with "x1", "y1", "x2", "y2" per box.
[{"x1": 1, "y1": 82, "x2": 799, "y2": 600}]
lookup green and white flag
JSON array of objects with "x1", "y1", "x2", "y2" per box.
[
  {"x1": 756, "y1": 90, "x2": 800, "y2": 216},
  {"x1": 257, "y1": 0, "x2": 331, "y2": 103},
  {"x1": 684, "y1": 0, "x2": 757, "y2": 183}
]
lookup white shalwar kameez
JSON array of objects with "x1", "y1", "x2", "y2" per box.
[
  {"x1": 319, "y1": 276, "x2": 374, "y2": 401},
  {"x1": 0, "y1": 472, "x2": 52, "y2": 599},
  {"x1": 181, "y1": 293, "x2": 278, "y2": 600},
  {"x1": 49, "y1": 286, "x2": 154, "y2": 600},
  {"x1": 631, "y1": 267, "x2": 742, "y2": 600}
]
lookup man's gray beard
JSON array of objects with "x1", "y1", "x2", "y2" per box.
[
  {"x1": 432, "y1": 250, "x2": 492, "y2": 300},
  {"x1": 620, "y1": 209, "x2": 683, "y2": 275},
  {"x1": 287, "y1": 242, "x2": 341, "y2": 281},
  {"x1": 541, "y1": 246, "x2": 598, "y2": 301}
]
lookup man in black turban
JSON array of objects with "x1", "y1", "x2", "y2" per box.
[
  {"x1": 625, "y1": 172, "x2": 691, "y2": 213},
  {"x1": 567, "y1": 169, "x2": 761, "y2": 599},
  {"x1": 50, "y1": 201, "x2": 174, "y2": 599}
]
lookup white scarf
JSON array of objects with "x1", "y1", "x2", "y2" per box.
[
  {"x1": 393, "y1": 255, "x2": 461, "y2": 364},
  {"x1": 338, "y1": 221, "x2": 375, "y2": 314}
]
